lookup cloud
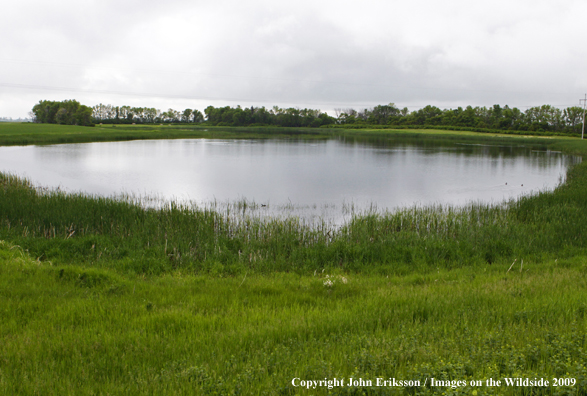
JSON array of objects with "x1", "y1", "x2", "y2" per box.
[{"x1": 1, "y1": 0, "x2": 586, "y2": 117}]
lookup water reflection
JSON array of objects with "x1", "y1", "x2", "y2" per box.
[{"x1": 0, "y1": 137, "x2": 579, "y2": 224}]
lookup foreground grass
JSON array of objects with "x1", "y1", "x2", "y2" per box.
[{"x1": 1, "y1": 241, "x2": 586, "y2": 395}]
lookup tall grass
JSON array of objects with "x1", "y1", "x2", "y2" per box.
[{"x1": 1, "y1": 160, "x2": 587, "y2": 276}]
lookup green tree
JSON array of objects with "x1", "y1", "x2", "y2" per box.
[
  {"x1": 181, "y1": 109, "x2": 193, "y2": 123},
  {"x1": 563, "y1": 106, "x2": 584, "y2": 134},
  {"x1": 31, "y1": 100, "x2": 94, "y2": 126},
  {"x1": 368, "y1": 103, "x2": 400, "y2": 124},
  {"x1": 192, "y1": 109, "x2": 204, "y2": 123},
  {"x1": 411, "y1": 105, "x2": 443, "y2": 125}
]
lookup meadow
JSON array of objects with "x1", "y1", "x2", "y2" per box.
[
  {"x1": 0, "y1": 123, "x2": 586, "y2": 395},
  {"x1": 0, "y1": 123, "x2": 328, "y2": 146}
]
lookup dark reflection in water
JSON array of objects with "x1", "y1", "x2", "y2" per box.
[{"x1": 0, "y1": 137, "x2": 580, "y2": 222}]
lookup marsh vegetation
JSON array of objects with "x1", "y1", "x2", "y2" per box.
[{"x1": 1, "y1": 123, "x2": 586, "y2": 394}]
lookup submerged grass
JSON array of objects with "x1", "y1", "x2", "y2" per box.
[{"x1": 2, "y1": 125, "x2": 587, "y2": 394}]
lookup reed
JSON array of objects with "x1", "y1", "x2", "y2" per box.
[{"x1": 2, "y1": 158, "x2": 587, "y2": 276}]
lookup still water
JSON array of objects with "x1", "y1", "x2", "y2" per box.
[{"x1": 0, "y1": 137, "x2": 579, "y2": 221}]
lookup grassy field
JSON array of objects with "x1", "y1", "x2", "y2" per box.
[
  {"x1": 0, "y1": 123, "x2": 330, "y2": 146},
  {"x1": 1, "y1": 123, "x2": 587, "y2": 395},
  {"x1": 0, "y1": 122, "x2": 578, "y2": 147},
  {"x1": 1, "y1": 240, "x2": 586, "y2": 395}
]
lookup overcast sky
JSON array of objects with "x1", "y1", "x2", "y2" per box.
[{"x1": 2, "y1": 0, "x2": 586, "y2": 118}]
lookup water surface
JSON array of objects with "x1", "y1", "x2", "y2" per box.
[{"x1": 0, "y1": 137, "x2": 578, "y2": 222}]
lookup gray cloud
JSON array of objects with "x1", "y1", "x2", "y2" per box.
[{"x1": 2, "y1": 0, "x2": 586, "y2": 117}]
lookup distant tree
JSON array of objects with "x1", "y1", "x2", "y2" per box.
[
  {"x1": 192, "y1": 109, "x2": 204, "y2": 123},
  {"x1": 563, "y1": 106, "x2": 584, "y2": 134},
  {"x1": 411, "y1": 105, "x2": 443, "y2": 125},
  {"x1": 368, "y1": 103, "x2": 400, "y2": 124},
  {"x1": 32, "y1": 100, "x2": 94, "y2": 126},
  {"x1": 356, "y1": 108, "x2": 370, "y2": 122},
  {"x1": 335, "y1": 108, "x2": 356, "y2": 124},
  {"x1": 181, "y1": 109, "x2": 193, "y2": 123},
  {"x1": 144, "y1": 108, "x2": 159, "y2": 123},
  {"x1": 119, "y1": 106, "x2": 131, "y2": 121},
  {"x1": 487, "y1": 104, "x2": 503, "y2": 128},
  {"x1": 161, "y1": 109, "x2": 180, "y2": 123},
  {"x1": 74, "y1": 105, "x2": 93, "y2": 126},
  {"x1": 500, "y1": 105, "x2": 523, "y2": 129},
  {"x1": 524, "y1": 105, "x2": 563, "y2": 131},
  {"x1": 32, "y1": 100, "x2": 60, "y2": 123}
]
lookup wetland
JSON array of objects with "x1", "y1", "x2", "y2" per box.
[{"x1": 1, "y1": 123, "x2": 587, "y2": 395}]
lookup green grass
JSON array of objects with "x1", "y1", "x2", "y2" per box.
[
  {"x1": 0, "y1": 123, "x2": 331, "y2": 146},
  {"x1": 1, "y1": 241, "x2": 586, "y2": 395},
  {"x1": 2, "y1": 123, "x2": 587, "y2": 394},
  {"x1": 0, "y1": 122, "x2": 578, "y2": 147}
]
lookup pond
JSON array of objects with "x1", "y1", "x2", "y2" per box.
[{"x1": 0, "y1": 136, "x2": 579, "y2": 223}]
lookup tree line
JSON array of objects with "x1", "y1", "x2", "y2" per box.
[
  {"x1": 203, "y1": 105, "x2": 335, "y2": 127},
  {"x1": 91, "y1": 104, "x2": 204, "y2": 124},
  {"x1": 31, "y1": 100, "x2": 586, "y2": 135},
  {"x1": 335, "y1": 103, "x2": 585, "y2": 134},
  {"x1": 93, "y1": 103, "x2": 335, "y2": 127}
]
